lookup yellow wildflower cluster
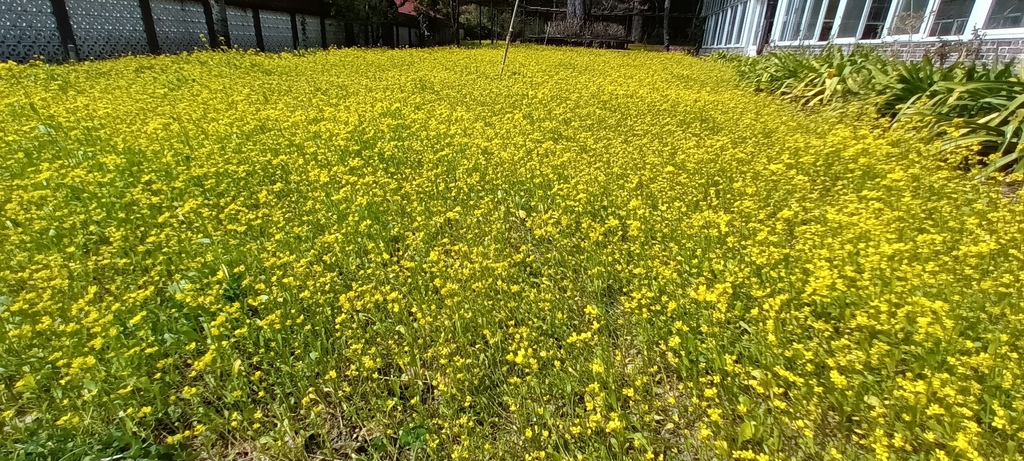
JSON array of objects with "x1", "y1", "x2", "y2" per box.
[{"x1": 1, "y1": 46, "x2": 1023, "y2": 459}]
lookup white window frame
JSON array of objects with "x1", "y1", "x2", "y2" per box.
[
  {"x1": 744, "y1": 0, "x2": 767, "y2": 53},
  {"x1": 833, "y1": 0, "x2": 877, "y2": 42},
  {"x1": 798, "y1": 0, "x2": 823, "y2": 41},
  {"x1": 771, "y1": 0, "x2": 843, "y2": 44},
  {"x1": 975, "y1": 0, "x2": 1024, "y2": 39},
  {"x1": 724, "y1": 6, "x2": 735, "y2": 44},
  {"x1": 878, "y1": 0, "x2": 926, "y2": 40},
  {"x1": 705, "y1": 0, "x2": 761, "y2": 48},
  {"x1": 732, "y1": 1, "x2": 748, "y2": 44},
  {"x1": 767, "y1": 0, "x2": 1024, "y2": 47},
  {"x1": 705, "y1": 14, "x2": 715, "y2": 46},
  {"x1": 770, "y1": 0, "x2": 791, "y2": 42}
]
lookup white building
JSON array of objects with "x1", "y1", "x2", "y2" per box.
[{"x1": 701, "y1": 0, "x2": 1024, "y2": 60}]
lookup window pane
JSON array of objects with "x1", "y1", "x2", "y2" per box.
[
  {"x1": 861, "y1": 0, "x2": 893, "y2": 38},
  {"x1": 716, "y1": 14, "x2": 723, "y2": 44},
  {"x1": 723, "y1": 6, "x2": 733, "y2": 44},
  {"x1": 720, "y1": 9, "x2": 731, "y2": 44},
  {"x1": 783, "y1": 0, "x2": 810, "y2": 40},
  {"x1": 720, "y1": 11, "x2": 728, "y2": 44},
  {"x1": 986, "y1": 0, "x2": 1024, "y2": 29},
  {"x1": 818, "y1": 0, "x2": 842, "y2": 39},
  {"x1": 723, "y1": 8, "x2": 733, "y2": 44},
  {"x1": 888, "y1": 0, "x2": 928, "y2": 34},
  {"x1": 708, "y1": 15, "x2": 716, "y2": 45},
  {"x1": 929, "y1": 0, "x2": 977, "y2": 36},
  {"x1": 837, "y1": 0, "x2": 869, "y2": 37},
  {"x1": 712, "y1": 14, "x2": 721, "y2": 45},
  {"x1": 774, "y1": 0, "x2": 793, "y2": 40},
  {"x1": 710, "y1": 14, "x2": 719, "y2": 45},
  {"x1": 800, "y1": 0, "x2": 826, "y2": 40},
  {"x1": 733, "y1": 3, "x2": 747, "y2": 44}
]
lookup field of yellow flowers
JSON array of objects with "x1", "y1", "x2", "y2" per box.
[{"x1": 2, "y1": 46, "x2": 1023, "y2": 460}]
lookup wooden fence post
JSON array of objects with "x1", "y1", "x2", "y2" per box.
[
  {"x1": 211, "y1": 0, "x2": 231, "y2": 48},
  {"x1": 201, "y1": 0, "x2": 218, "y2": 47},
  {"x1": 320, "y1": 16, "x2": 328, "y2": 48},
  {"x1": 48, "y1": 0, "x2": 78, "y2": 60},
  {"x1": 290, "y1": 12, "x2": 299, "y2": 49},
  {"x1": 138, "y1": 0, "x2": 160, "y2": 54},
  {"x1": 253, "y1": 9, "x2": 265, "y2": 51}
]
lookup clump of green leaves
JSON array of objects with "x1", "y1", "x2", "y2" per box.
[{"x1": 715, "y1": 45, "x2": 1022, "y2": 176}]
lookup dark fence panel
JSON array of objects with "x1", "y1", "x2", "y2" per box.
[
  {"x1": 151, "y1": 0, "x2": 208, "y2": 54},
  {"x1": 225, "y1": 4, "x2": 256, "y2": 49},
  {"x1": 1, "y1": 0, "x2": 64, "y2": 62},
  {"x1": 65, "y1": 0, "x2": 150, "y2": 59},
  {"x1": 1, "y1": 0, "x2": 454, "y2": 63},
  {"x1": 258, "y1": 8, "x2": 289, "y2": 51},
  {"x1": 324, "y1": 16, "x2": 344, "y2": 47}
]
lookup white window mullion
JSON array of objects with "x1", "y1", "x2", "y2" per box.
[
  {"x1": 777, "y1": 0, "x2": 795, "y2": 41},
  {"x1": 816, "y1": 0, "x2": 831, "y2": 40},
  {"x1": 831, "y1": 0, "x2": 851, "y2": 40},
  {"x1": 880, "y1": 0, "x2": 902, "y2": 37},
  {"x1": 743, "y1": 0, "x2": 762, "y2": 47},
  {"x1": 857, "y1": 1, "x2": 871, "y2": 39},
  {"x1": 733, "y1": 3, "x2": 745, "y2": 44},
  {"x1": 723, "y1": 7, "x2": 733, "y2": 44},
  {"x1": 913, "y1": 0, "x2": 937, "y2": 37},
  {"x1": 919, "y1": 0, "x2": 943, "y2": 37},
  {"x1": 771, "y1": 0, "x2": 786, "y2": 41},
  {"x1": 967, "y1": 0, "x2": 995, "y2": 34},
  {"x1": 797, "y1": 0, "x2": 815, "y2": 41}
]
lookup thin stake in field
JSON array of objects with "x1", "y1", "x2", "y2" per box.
[{"x1": 499, "y1": 0, "x2": 522, "y2": 77}]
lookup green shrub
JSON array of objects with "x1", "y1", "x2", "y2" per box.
[
  {"x1": 719, "y1": 45, "x2": 1022, "y2": 176},
  {"x1": 901, "y1": 79, "x2": 1024, "y2": 176}
]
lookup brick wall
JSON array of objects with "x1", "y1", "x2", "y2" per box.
[{"x1": 702, "y1": 39, "x2": 1024, "y2": 65}]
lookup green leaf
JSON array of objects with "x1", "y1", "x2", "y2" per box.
[{"x1": 739, "y1": 421, "x2": 754, "y2": 443}]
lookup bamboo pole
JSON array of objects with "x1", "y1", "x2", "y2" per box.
[{"x1": 499, "y1": 0, "x2": 522, "y2": 76}]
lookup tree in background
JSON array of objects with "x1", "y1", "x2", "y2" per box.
[
  {"x1": 416, "y1": 0, "x2": 463, "y2": 45},
  {"x1": 663, "y1": 0, "x2": 670, "y2": 49},
  {"x1": 327, "y1": 0, "x2": 399, "y2": 46},
  {"x1": 566, "y1": 0, "x2": 590, "y2": 33},
  {"x1": 629, "y1": 0, "x2": 649, "y2": 42}
]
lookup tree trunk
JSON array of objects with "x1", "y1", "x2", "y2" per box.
[
  {"x1": 452, "y1": 0, "x2": 462, "y2": 45},
  {"x1": 631, "y1": 14, "x2": 643, "y2": 42},
  {"x1": 213, "y1": 0, "x2": 230, "y2": 48},
  {"x1": 418, "y1": 12, "x2": 430, "y2": 46},
  {"x1": 662, "y1": 0, "x2": 670, "y2": 50},
  {"x1": 567, "y1": 0, "x2": 589, "y2": 34},
  {"x1": 344, "y1": 22, "x2": 356, "y2": 46}
]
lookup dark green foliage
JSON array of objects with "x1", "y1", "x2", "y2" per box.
[{"x1": 903, "y1": 80, "x2": 1024, "y2": 175}]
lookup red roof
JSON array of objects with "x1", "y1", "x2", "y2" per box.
[
  {"x1": 396, "y1": 0, "x2": 417, "y2": 15},
  {"x1": 396, "y1": 0, "x2": 445, "y2": 18}
]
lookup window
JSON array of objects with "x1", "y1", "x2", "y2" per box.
[
  {"x1": 713, "y1": 12, "x2": 721, "y2": 45},
  {"x1": 928, "y1": 0, "x2": 977, "y2": 36},
  {"x1": 986, "y1": 0, "x2": 1024, "y2": 29},
  {"x1": 712, "y1": 14, "x2": 720, "y2": 45},
  {"x1": 704, "y1": 15, "x2": 712, "y2": 45},
  {"x1": 888, "y1": 0, "x2": 929, "y2": 35},
  {"x1": 779, "y1": 0, "x2": 810, "y2": 41},
  {"x1": 732, "y1": 3, "x2": 747, "y2": 44},
  {"x1": 818, "y1": 0, "x2": 842, "y2": 40},
  {"x1": 799, "y1": 0, "x2": 826, "y2": 40},
  {"x1": 837, "y1": 0, "x2": 897, "y2": 39},
  {"x1": 837, "y1": 0, "x2": 870, "y2": 37},
  {"x1": 722, "y1": 8, "x2": 733, "y2": 44},
  {"x1": 861, "y1": 0, "x2": 893, "y2": 39}
]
